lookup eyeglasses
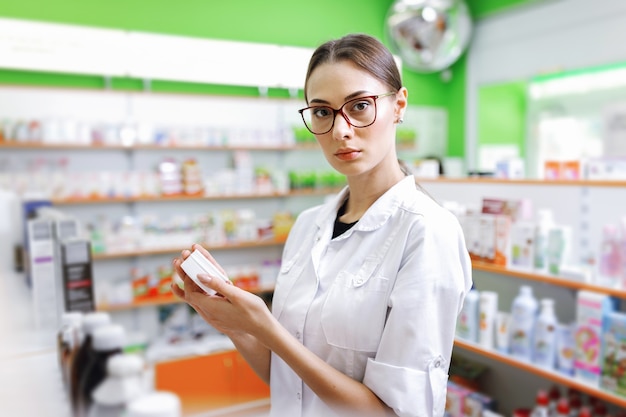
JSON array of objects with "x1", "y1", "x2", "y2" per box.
[{"x1": 298, "y1": 92, "x2": 396, "y2": 135}]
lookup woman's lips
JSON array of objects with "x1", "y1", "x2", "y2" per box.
[{"x1": 335, "y1": 149, "x2": 360, "y2": 161}]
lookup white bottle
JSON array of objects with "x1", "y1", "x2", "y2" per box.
[
  {"x1": 456, "y1": 288, "x2": 479, "y2": 343},
  {"x1": 88, "y1": 353, "x2": 147, "y2": 417},
  {"x1": 478, "y1": 291, "x2": 498, "y2": 349},
  {"x1": 533, "y1": 209, "x2": 554, "y2": 274},
  {"x1": 533, "y1": 298, "x2": 558, "y2": 369},
  {"x1": 509, "y1": 285, "x2": 539, "y2": 361}
]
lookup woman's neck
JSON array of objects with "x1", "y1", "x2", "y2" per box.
[{"x1": 339, "y1": 166, "x2": 406, "y2": 223}]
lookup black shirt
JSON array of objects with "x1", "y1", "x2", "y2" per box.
[{"x1": 332, "y1": 199, "x2": 358, "y2": 239}]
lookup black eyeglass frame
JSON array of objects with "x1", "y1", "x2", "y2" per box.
[{"x1": 298, "y1": 91, "x2": 397, "y2": 135}]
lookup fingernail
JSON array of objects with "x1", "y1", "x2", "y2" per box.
[{"x1": 197, "y1": 274, "x2": 212, "y2": 283}]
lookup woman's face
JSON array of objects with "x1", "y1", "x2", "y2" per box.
[{"x1": 305, "y1": 60, "x2": 407, "y2": 179}]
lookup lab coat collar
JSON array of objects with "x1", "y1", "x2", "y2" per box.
[{"x1": 314, "y1": 175, "x2": 417, "y2": 235}]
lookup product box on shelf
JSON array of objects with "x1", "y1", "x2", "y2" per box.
[
  {"x1": 481, "y1": 197, "x2": 532, "y2": 223},
  {"x1": 479, "y1": 197, "x2": 531, "y2": 266},
  {"x1": 508, "y1": 221, "x2": 535, "y2": 271},
  {"x1": 445, "y1": 381, "x2": 472, "y2": 417},
  {"x1": 464, "y1": 391, "x2": 496, "y2": 417},
  {"x1": 574, "y1": 290, "x2": 617, "y2": 386},
  {"x1": 59, "y1": 238, "x2": 96, "y2": 313},
  {"x1": 494, "y1": 157, "x2": 525, "y2": 179},
  {"x1": 600, "y1": 310, "x2": 626, "y2": 397},
  {"x1": 543, "y1": 160, "x2": 584, "y2": 180},
  {"x1": 544, "y1": 160, "x2": 562, "y2": 180},
  {"x1": 27, "y1": 217, "x2": 58, "y2": 329},
  {"x1": 473, "y1": 213, "x2": 511, "y2": 266},
  {"x1": 478, "y1": 214, "x2": 496, "y2": 262},
  {"x1": 585, "y1": 157, "x2": 626, "y2": 180},
  {"x1": 464, "y1": 212, "x2": 482, "y2": 260}
]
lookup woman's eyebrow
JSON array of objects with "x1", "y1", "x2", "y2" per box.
[{"x1": 308, "y1": 90, "x2": 373, "y2": 105}]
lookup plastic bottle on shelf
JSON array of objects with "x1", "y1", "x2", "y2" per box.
[
  {"x1": 578, "y1": 408, "x2": 592, "y2": 417},
  {"x1": 87, "y1": 353, "x2": 146, "y2": 417},
  {"x1": 533, "y1": 298, "x2": 558, "y2": 369},
  {"x1": 533, "y1": 209, "x2": 554, "y2": 274},
  {"x1": 530, "y1": 389, "x2": 549, "y2": 417},
  {"x1": 78, "y1": 324, "x2": 126, "y2": 416},
  {"x1": 70, "y1": 312, "x2": 111, "y2": 415},
  {"x1": 456, "y1": 287, "x2": 479, "y2": 343},
  {"x1": 596, "y1": 223, "x2": 621, "y2": 288},
  {"x1": 509, "y1": 285, "x2": 539, "y2": 361},
  {"x1": 479, "y1": 291, "x2": 498, "y2": 349}
]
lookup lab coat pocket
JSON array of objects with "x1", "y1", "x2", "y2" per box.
[
  {"x1": 272, "y1": 252, "x2": 304, "y2": 320},
  {"x1": 321, "y1": 268, "x2": 390, "y2": 352}
]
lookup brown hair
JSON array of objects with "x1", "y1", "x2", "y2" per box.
[{"x1": 304, "y1": 33, "x2": 403, "y2": 103}]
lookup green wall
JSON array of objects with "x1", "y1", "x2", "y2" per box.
[{"x1": 477, "y1": 81, "x2": 528, "y2": 156}]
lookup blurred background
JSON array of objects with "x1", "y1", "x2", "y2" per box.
[{"x1": 2, "y1": 1, "x2": 626, "y2": 416}]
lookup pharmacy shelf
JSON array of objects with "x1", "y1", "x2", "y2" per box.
[
  {"x1": 454, "y1": 338, "x2": 626, "y2": 407},
  {"x1": 419, "y1": 177, "x2": 626, "y2": 188},
  {"x1": 0, "y1": 141, "x2": 319, "y2": 151},
  {"x1": 92, "y1": 238, "x2": 287, "y2": 260},
  {"x1": 97, "y1": 284, "x2": 275, "y2": 312},
  {"x1": 0, "y1": 141, "x2": 413, "y2": 151},
  {"x1": 52, "y1": 187, "x2": 342, "y2": 205},
  {"x1": 472, "y1": 261, "x2": 626, "y2": 298}
]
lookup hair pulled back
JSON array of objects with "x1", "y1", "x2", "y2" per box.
[{"x1": 303, "y1": 33, "x2": 403, "y2": 103}]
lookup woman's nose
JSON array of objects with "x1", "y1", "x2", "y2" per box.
[{"x1": 332, "y1": 111, "x2": 353, "y2": 139}]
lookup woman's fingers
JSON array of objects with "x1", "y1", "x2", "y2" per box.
[
  {"x1": 170, "y1": 278, "x2": 185, "y2": 299},
  {"x1": 191, "y1": 243, "x2": 228, "y2": 277}
]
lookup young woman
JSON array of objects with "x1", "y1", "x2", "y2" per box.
[{"x1": 171, "y1": 33, "x2": 472, "y2": 417}]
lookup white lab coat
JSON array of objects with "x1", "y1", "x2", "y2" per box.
[{"x1": 269, "y1": 175, "x2": 472, "y2": 417}]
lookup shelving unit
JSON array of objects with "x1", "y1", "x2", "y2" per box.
[
  {"x1": 49, "y1": 187, "x2": 341, "y2": 205},
  {"x1": 473, "y1": 261, "x2": 626, "y2": 298},
  {"x1": 92, "y1": 238, "x2": 287, "y2": 260},
  {"x1": 0, "y1": 86, "x2": 342, "y2": 352},
  {"x1": 423, "y1": 177, "x2": 626, "y2": 410},
  {"x1": 454, "y1": 339, "x2": 626, "y2": 407},
  {"x1": 0, "y1": 141, "x2": 317, "y2": 151}
]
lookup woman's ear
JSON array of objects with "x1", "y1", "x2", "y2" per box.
[{"x1": 395, "y1": 87, "x2": 408, "y2": 123}]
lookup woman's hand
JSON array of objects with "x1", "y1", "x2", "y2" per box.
[{"x1": 171, "y1": 243, "x2": 275, "y2": 340}]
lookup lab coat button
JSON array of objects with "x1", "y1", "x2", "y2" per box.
[
  {"x1": 435, "y1": 360, "x2": 441, "y2": 368},
  {"x1": 297, "y1": 392, "x2": 301, "y2": 400},
  {"x1": 356, "y1": 279, "x2": 363, "y2": 284},
  {"x1": 296, "y1": 331, "x2": 301, "y2": 339}
]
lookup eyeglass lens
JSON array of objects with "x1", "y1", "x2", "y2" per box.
[{"x1": 301, "y1": 96, "x2": 378, "y2": 134}]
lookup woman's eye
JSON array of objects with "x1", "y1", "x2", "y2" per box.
[
  {"x1": 351, "y1": 100, "x2": 370, "y2": 112},
  {"x1": 313, "y1": 107, "x2": 332, "y2": 118}
]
